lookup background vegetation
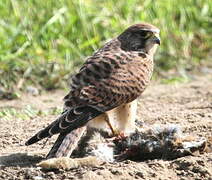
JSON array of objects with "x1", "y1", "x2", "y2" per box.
[{"x1": 0, "y1": 0, "x2": 211, "y2": 91}]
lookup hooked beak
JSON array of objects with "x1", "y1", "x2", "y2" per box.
[{"x1": 152, "y1": 35, "x2": 161, "y2": 45}]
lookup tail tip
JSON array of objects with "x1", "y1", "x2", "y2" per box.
[
  {"x1": 25, "y1": 136, "x2": 39, "y2": 146},
  {"x1": 25, "y1": 141, "x2": 30, "y2": 146}
]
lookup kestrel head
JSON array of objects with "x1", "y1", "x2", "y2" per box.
[{"x1": 118, "y1": 23, "x2": 160, "y2": 55}]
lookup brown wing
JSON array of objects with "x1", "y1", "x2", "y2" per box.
[{"x1": 65, "y1": 52, "x2": 152, "y2": 111}]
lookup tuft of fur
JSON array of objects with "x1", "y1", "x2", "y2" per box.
[
  {"x1": 71, "y1": 129, "x2": 114, "y2": 162},
  {"x1": 38, "y1": 156, "x2": 102, "y2": 170},
  {"x1": 85, "y1": 132, "x2": 114, "y2": 162}
]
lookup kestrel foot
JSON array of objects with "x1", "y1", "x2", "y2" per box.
[
  {"x1": 105, "y1": 130, "x2": 128, "y2": 144},
  {"x1": 104, "y1": 116, "x2": 116, "y2": 136}
]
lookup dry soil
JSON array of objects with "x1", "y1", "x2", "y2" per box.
[{"x1": 0, "y1": 74, "x2": 211, "y2": 180}]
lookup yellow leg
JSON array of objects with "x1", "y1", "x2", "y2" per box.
[
  {"x1": 104, "y1": 115, "x2": 116, "y2": 135},
  {"x1": 87, "y1": 112, "x2": 116, "y2": 135}
]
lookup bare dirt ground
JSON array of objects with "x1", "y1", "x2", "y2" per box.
[{"x1": 0, "y1": 74, "x2": 212, "y2": 180}]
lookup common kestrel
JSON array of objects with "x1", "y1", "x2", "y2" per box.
[{"x1": 26, "y1": 23, "x2": 160, "y2": 158}]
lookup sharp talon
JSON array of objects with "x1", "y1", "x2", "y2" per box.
[{"x1": 115, "y1": 132, "x2": 128, "y2": 141}]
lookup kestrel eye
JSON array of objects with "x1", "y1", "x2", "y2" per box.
[{"x1": 139, "y1": 31, "x2": 151, "y2": 38}]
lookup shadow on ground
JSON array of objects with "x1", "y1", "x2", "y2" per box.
[{"x1": 0, "y1": 153, "x2": 43, "y2": 167}]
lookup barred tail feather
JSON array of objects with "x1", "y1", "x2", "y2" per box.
[
  {"x1": 25, "y1": 106, "x2": 101, "y2": 146},
  {"x1": 46, "y1": 126, "x2": 86, "y2": 159}
]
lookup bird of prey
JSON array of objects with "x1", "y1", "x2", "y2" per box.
[{"x1": 25, "y1": 23, "x2": 160, "y2": 159}]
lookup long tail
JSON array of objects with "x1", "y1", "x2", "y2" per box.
[
  {"x1": 46, "y1": 126, "x2": 87, "y2": 159},
  {"x1": 25, "y1": 106, "x2": 102, "y2": 146}
]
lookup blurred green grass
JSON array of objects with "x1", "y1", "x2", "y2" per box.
[{"x1": 0, "y1": 0, "x2": 211, "y2": 90}]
